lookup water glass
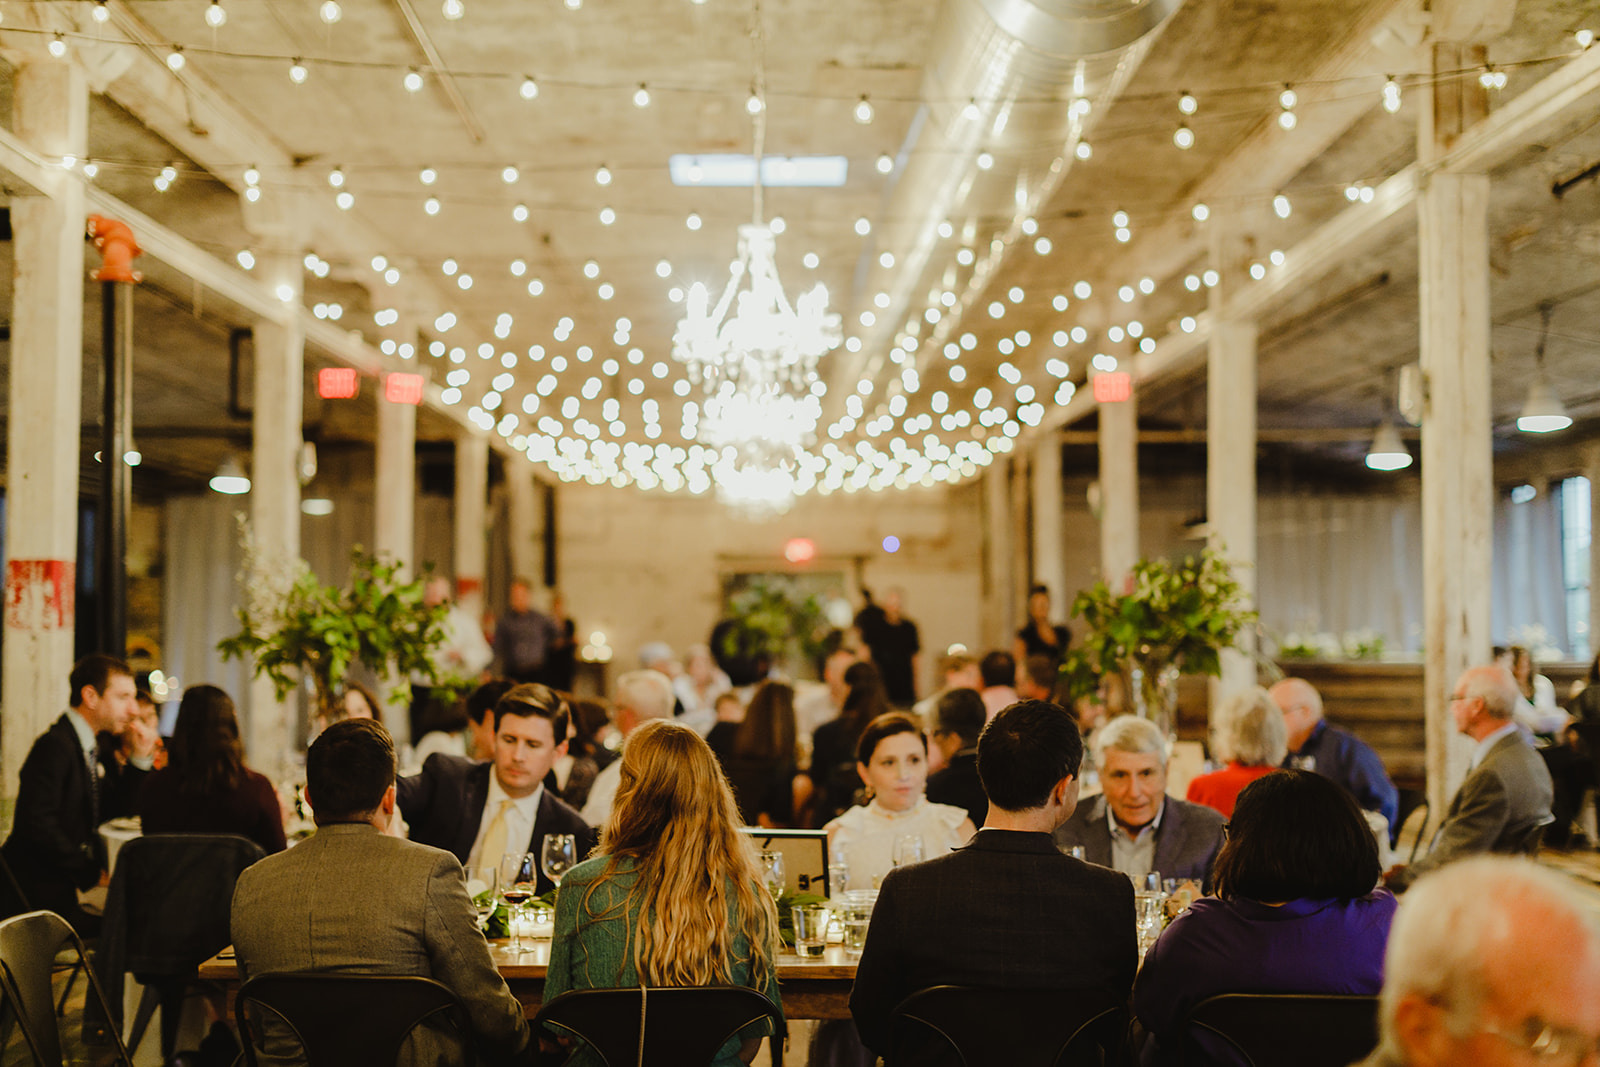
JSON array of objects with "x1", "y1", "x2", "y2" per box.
[
  {"x1": 791, "y1": 903, "x2": 831, "y2": 958},
  {"x1": 891, "y1": 835, "x2": 924, "y2": 868},
  {"x1": 463, "y1": 866, "x2": 499, "y2": 933},
  {"x1": 541, "y1": 833, "x2": 577, "y2": 889},
  {"x1": 840, "y1": 900, "x2": 873, "y2": 958},
  {"x1": 827, "y1": 858, "x2": 850, "y2": 899},
  {"x1": 758, "y1": 850, "x2": 786, "y2": 900}
]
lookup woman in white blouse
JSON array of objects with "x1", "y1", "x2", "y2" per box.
[{"x1": 825, "y1": 712, "x2": 977, "y2": 890}]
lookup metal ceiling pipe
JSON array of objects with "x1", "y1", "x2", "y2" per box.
[{"x1": 832, "y1": 0, "x2": 1183, "y2": 409}]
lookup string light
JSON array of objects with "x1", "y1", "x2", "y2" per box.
[
  {"x1": 1478, "y1": 65, "x2": 1508, "y2": 90},
  {"x1": 404, "y1": 68, "x2": 425, "y2": 92},
  {"x1": 686, "y1": 212, "x2": 702, "y2": 230},
  {"x1": 336, "y1": 191, "x2": 354, "y2": 210},
  {"x1": 424, "y1": 196, "x2": 441, "y2": 215},
  {"x1": 419, "y1": 167, "x2": 437, "y2": 185},
  {"x1": 237, "y1": 250, "x2": 255, "y2": 270},
  {"x1": 92, "y1": 1, "x2": 111, "y2": 23},
  {"x1": 1273, "y1": 193, "x2": 1292, "y2": 218},
  {"x1": 328, "y1": 167, "x2": 345, "y2": 188},
  {"x1": 442, "y1": 0, "x2": 465, "y2": 19},
  {"x1": 1178, "y1": 90, "x2": 1198, "y2": 115},
  {"x1": 1578, "y1": 29, "x2": 1594, "y2": 50},
  {"x1": 1381, "y1": 76, "x2": 1402, "y2": 114},
  {"x1": 520, "y1": 76, "x2": 539, "y2": 100},
  {"x1": 976, "y1": 151, "x2": 994, "y2": 170},
  {"x1": 633, "y1": 83, "x2": 650, "y2": 107},
  {"x1": 746, "y1": 89, "x2": 763, "y2": 114},
  {"x1": 1278, "y1": 85, "x2": 1297, "y2": 129},
  {"x1": 1075, "y1": 141, "x2": 1092, "y2": 160},
  {"x1": 876, "y1": 153, "x2": 894, "y2": 174},
  {"x1": 599, "y1": 206, "x2": 616, "y2": 225},
  {"x1": 512, "y1": 203, "x2": 529, "y2": 222},
  {"x1": 206, "y1": 2, "x2": 228, "y2": 28},
  {"x1": 1173, "y1": 123, "x2": 1194, "y2": 149},
  {"x1": 166, "y1": 46, "x2": 186, "y2": 71},
  {"x1": 1192, "y1": 202, "x2": 1210, "y2": 221},
  {"x1": 595, "y1": 164, "x2": 612, "y2": 186},
  {"x1": 319, "y1": 0, "x2": 342, "y2": 24},
  {"x1": 855, "y1": 217, "x2": 871, "y2": 236},
  {"x1": 289, "y1": 59, "x2": 308, "y2": 84},
  {"x1": 854, "y1": 95, "x2": 874, "y2": 124},
  {"x1": 502, "y1": 166, "x2": 519, "y2": 184}
]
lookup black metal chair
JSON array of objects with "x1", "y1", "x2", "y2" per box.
[
  {"x1": 98, "y1": 833, "x2": 265, "y2": 1061},
  {"x1": 1394, "y1": 797, "x2": 1430, "y2": 865},
  {"x1": 885, "y1": 985, "x2": 1126, "y2": 1067},
  {"x1": 0, "y1": 910, "x2": 134, "y2": 1066},
  {"x1": 236, "y1": 973, "x2": 475, "y2": 1067},
  {"x1": 1179, "y1": 993, "x2": 1380, "y2": 1067},
  {"x1": 534, "y1": 986, "x2": 784, "y2": 1067}
]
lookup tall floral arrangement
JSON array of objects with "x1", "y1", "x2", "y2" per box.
[
  {"x1": 1060, "y1": 548, "x2": 1257, "y2": 721},
  {"x1": 218, "y1": 521, "x2": 448, "y2": 718}
]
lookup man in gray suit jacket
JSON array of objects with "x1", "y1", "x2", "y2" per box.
[
  {"x1": 232, "y1": 719, "x2": 532, "y2": 1067},
  {"x1": 1053, "y1": 715, "x2": 1226, "y2": 884},
  {"x1": 1388, "y1": 666, "x2": 1554, "y2": 891}
]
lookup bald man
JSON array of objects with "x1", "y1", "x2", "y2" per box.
[
  {"x1": 1271, "y1": 678, "x2": 1398, "y2": 837},
  {"x1": 1356, "y1": 856, "x2": 1600, "y2": 1067},
  {"x1": 1386, "y1": 666, "x2": 1553, "y2": 891}
]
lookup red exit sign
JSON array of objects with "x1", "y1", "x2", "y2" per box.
[
  {"x1": 385, "y1": 372, "x2": 424, "y2": 405},
  {"x1": 1093, "y1": 371, "x2": 1132, "y2": 403},
  {"x1": 317, "y1": 367, "x2": 359, "y2": 399}
]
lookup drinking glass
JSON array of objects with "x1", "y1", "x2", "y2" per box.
[
  {"x1": 541, "y1": 833, "x2": 577, "y2": 889},
  {"x1": 1134, "y1": 871, "x2": 1169, "y2": 954},
  {"x1": 463, "y1": 866, "x2": 499, "y2": 933},
  {"x1": 840, "y1": 900, "x2": 873, "y2": 958},
  {"x1": 499, "y1": 852, "x2": 537, "y2": 952},
  {"x1": 758, "y1": 850, "x2": 786, "y2": 900},
  {"x1": 791, "y1": 904, "x2": 831, "y2": 958},
  {"x1": 827, "y1": 858, "x2": 850, "y2": 900},
  {"x1": 891, "y1": 835, "x2": 924, "y2": 868}
]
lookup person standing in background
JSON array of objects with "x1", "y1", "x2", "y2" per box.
[
  {"x1": 861, "y1": 588, "x2": 920, "y2": 708},
  {"x1": 543, "y1": 593, "x2": 578, "y2": 692},
  {"x1": 493, "y1": 578, "x2": 556, "y2": 684},
  {"x1": 1013, "y1": 584, "x2": 1071, "y2": 666}
]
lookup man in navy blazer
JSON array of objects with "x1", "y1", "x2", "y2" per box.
[
  {"x1": 850, "y1": 700, "x2": 1137, "y2": 1055},
  {"x1": 1, "y1": 654, "x2": 156, "y2": 934},
  {"x1": 397, "y1": 683, "x2": 595, "y2": 895},
  {"x1": 1053, "y1": 715, "x2": 1226, "y2": 885}
]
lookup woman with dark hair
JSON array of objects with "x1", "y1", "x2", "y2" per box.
[
  {"x1": 823, "y1": 712, "x2": 976, "y2": 890},
  {"x1": 708, "y1": 681, "x2": 800, "y2": 827},
  {"x1": 808, "y1": 662, "x2": 891, "y2": 825},
  {"x1": 544, "y1": 721, "x2": 781, "y2": 1066},
  {"x1": 412, "y1": 696, "x2": 470, "y2": 764},
  {"x1": 1013, "y1": 583, "x2": 1071, "y2": 665},
  {"x1": 138, "y1": 685, "x2": 287, "y2": 854},
  {"x1": 1133, "y1": 770, "x2": 1394, "y2": 1065},
  {"x1": 557, "y1": 697, "x2": 617, "y2": 811}
]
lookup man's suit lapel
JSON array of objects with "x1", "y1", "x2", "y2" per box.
[
  {"x1": 456, "y1": 762, "x2": 492, "y2": 862},
  {"x1": 1152, "y1": 799, "x2": 1184, "y2": 875},
  {"x1": 52, "y1": 716, "x2": 93, "y2": 823},
  {"x1": 524, "y1": 789, "x2": 551, "y2": 855},
  {"x1": 1086, "y1": 797, "x2": 1115, "y2": 866}
]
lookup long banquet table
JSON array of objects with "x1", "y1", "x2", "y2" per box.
[{"x1": 197, "y1": 940, "x2": 857, "y2": 1020}]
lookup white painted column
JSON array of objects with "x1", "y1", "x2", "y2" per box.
[
  {"x1": 1419, "y1": 42, "x2": 1495, "y2": 814},
  {"x1": 1010, "y1": 448, "x2": 1034, "y2": 628},
  {"x1": 454, "y1": 431, "x2": 490, "y2": 621},
  {"x1": 506, "y1": 461, "x2": 540, "y2": 584},
  {"x1": 375, "y1": 323, "x2": 419, "y2": 579},
  {"x1": 248, "y1": 250, "x2": 304, "y2": 778},
  {"x1": 1207, "y1": 213, "x2": 1260, "y2": 701},
  {"x1": 1097, "y1": 374, "x2": 1140, "y2": 589},
  {"x1": 2, "y1": 59, "x2": 88, "y2": 811},
  {"x1": 982, "y1": 460, "x2": 1014, "y2": 651},
  {"x1": 1031, "y1": 436, "x2": 1066, "y2": 610},
  {"x1": 1587, "y1": 442, "x2": 1600, "y2": 663}
]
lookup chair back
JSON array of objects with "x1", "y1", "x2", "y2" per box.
[
  {"x1": 0, "y1": 852, "x2": 30, "y2": 919},
  {"x1": 1507, "y1": 816, "x2": 1555, "y2": 856},
  {"x1": 1394, "y1": 798, "x2": 1430, "y2": 865},
  {"x1": 237, "y1": 973, "x2": 474, "y2": 1067},
  {"x1": 0, "y1": 910, "x2": 133, "y2": 1067},
  {"x1": 886, "y1": 985, "x2": 1126, "y2": 1067},
  {"x1": 534, "y1": 986, "x2": 782, "y2": 1067},
  {"x1": 1181, "y1": 993, "x2": 1379, "y2": 1067}
]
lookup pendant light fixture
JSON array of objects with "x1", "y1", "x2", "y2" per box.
[
  {"x1": 1364, "y1": 421, "x2": 1413, "y2": 470},
  {"x1": 1517, "y1": 303, "x2": 1572, "y2": 434},
  {"x1": 209, "y1": 456, "x2": 251, "y2": 495}
]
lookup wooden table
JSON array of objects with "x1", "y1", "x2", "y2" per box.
[{"x1": 198, "y1": 940, "x2": 857, "y2": 1020}]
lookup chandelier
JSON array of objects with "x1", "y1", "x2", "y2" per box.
[{"x1": 673, "y1": 225, "x2": 840, "y2": 515}]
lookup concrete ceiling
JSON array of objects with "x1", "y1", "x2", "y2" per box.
[{"x1": 0, "y1": 0, "x2": 1596, "y2": 498}]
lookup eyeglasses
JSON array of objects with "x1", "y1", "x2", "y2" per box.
[{"x1": 1482, "y1": 1018, "x2": 1600, "y2": 1064}]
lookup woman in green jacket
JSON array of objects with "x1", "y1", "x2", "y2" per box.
[{"x1": 543, "y1": 719, "x2": 783, "y2": 1065}]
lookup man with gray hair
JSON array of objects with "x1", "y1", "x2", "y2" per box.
[
  {"x1": 1355, "y1": 856, "x2": 1600, "y2": 1067},
  {"x1": 1386, "y1": 666, "x2": 1554, "y2": 891},
  {"x1": 1053, "y1": 715, "x2": 1226, "y2": 883},
  {"x1": 1272, "y1": 677, "x2": 1398, "y2": 837},
  {"x1": 580, "y1": 668, "x2": 676, "y2": 826}
]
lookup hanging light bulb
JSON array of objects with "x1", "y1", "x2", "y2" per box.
[
  {"x1": 419, "y1": 166, "x2": 437, "y2": 185},
  {"x1": 854, "y1": 95, "x2": 874, "y2": 124},
  {"x1": 244, "y1": 165, "x2": 260, "y2": 186},
  {"x1": 403, "y1": 68, "x2": 425, "y2": 93},
  {"x1": 1074, "y1": 141, "x2": 1092, "y2": 160},
  {"x1": 1519, "y1": 379, "x2": 1572, "y2": 433},
  {"x1": 502, "y1": 165, "x2": 519, "y2": 184},
  {"x1": 1364, "y1": 421, "x2": 1413, "y2": 470},
  {"x1": 1173, "y1": 123, "x2": 1194, "y2": 149},
  {"x1": 48, "y1": 33, "x2": 67, "y2": 59},
  {"x1": 1577, "y1": 29, "x2": 1594, "y2": 50},
  {"x1": 512, "y1": 203, "x2": 529, "y2": 222},
  {"x1": 599, "y1": 206, "x2": 616, "y2": 225},
  {"x1": 1178, "y1": 90, "x2": 1198, "y2": 115},
  {"x1": 520, "y1": 76, "x2": 539, "y2": 100},
  {"x1": 205, "y1": 2, "x2": 227, "y2": 28},
  {"x1": 424, "y1": 196, "x2": 441, "y2": 215},
  {"x1": 746, "y1": 88, "x2": 764, "y2": 114},
  {"x1": 328, "y1": 167, "x2": 345, "y2": 188},
  {"x1": 876, "y1": 153, "x2": 894, "y2": 174},
  {"x1": 595, "y1": 164, "x2": 612, "y2": 186},
  {"x1": 1273, "y1": 193, "x2": 1292, "y2": 218},
  {"x1": 686, "y1": 212, "x2": 702, "y2": 230},
  {"x1": 1279, "y1": 85, "x2": 1297, "y2": 129},
  {"x1": 633, "y1": 83, "x2": 650, "y2": 107},
  {"x1": 1382, "y1": 75, "x2": 1402, "y2": 114},
  {"x1": 1192, "y1": 202, "x2": 1210, "y2": 221},
  {"x1": 319, "y1": 0, "x2": 342, "y2": 24},
  {"x1": 289, "y1": 59, "x2": 309, "y2": 84},
  {"x1": 335, "y1": 190, "x2": 354, "y2": 210},
  {"x1": 442, "y1": 0, "x2": 465, "y2": 19},
  {"x1": 166, "y1": 46, "x2": 185, "y2": 71},
  {"x1": 92, "y1": 1, "x2": 111, "y2": 23}
]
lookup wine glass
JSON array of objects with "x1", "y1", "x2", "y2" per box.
[
  {"x1": 541, "y1": 834, "x2": 577, "y2": 890},
  {"x1": 891, "y1": 835, "x2": 924, "y2": 868},
  {"x1": 463, "y1": 866, "x2": 499, "y2": 933},
  {"x1": 498, "y1": 852, "x2": 536, "y2": 952},
  {"x1": 757, "y1": 850, "x2": 786, "y2": 900}
]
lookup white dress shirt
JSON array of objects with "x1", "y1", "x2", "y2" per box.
[
  {"x1": 581, "y1": 759, "x2": 621, "y2": 828},
  {"x1": 1107, "y1": 800, "x2": 1165, "y2": 881},
  {"x1": 466, "y1": 772, "x2": 543, "y2": 869},
  {"x1": 1469, "y1": 722, "x2": 1520, "y2": 772}
]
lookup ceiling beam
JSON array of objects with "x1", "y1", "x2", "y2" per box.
[
  {"x1": 1055, "y1": 427, "x2": 1418, "y2": 445},
  {"x1": 389, "y1": 0, "x2": 486, "y2": 144}
]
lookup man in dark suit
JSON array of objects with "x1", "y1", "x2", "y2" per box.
[
  {"x1": 850, "y1": 700, "x2": 1136, "y2": 1055},
  {"x1": 1387, "y1": 666, "x2": 1554, "y2": 891},
  {"x1": 925, "y1": 687, "x2": 987, "y2": 828},
  {"x1": 1054, "y1": 714, "x2": 1226, "y2": 884},
  {"x1": 1, "y1": 654, "x2": 156, "y2": 934},
  {"x1": 397, "y1": 683, "x2": 595, "y2": 894}
]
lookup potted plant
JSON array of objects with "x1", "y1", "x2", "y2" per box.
[
  {"x1": 1059, "y1": 548, "x2": 1257, "y2": 729},
  {"x1": 219, "y1": 526, "x2": 448, "y2": 726},
  {"x1": 713, "y1": 575, "x2": 834, "y2": 684}
]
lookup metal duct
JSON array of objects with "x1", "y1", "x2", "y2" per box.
[{"x1": 830, "y1": 0, "x2": 1183, "y2": 411}]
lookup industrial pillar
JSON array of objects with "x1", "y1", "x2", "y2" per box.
[
  {"x1": 506, "y1": 460, "x2": 540, "y2": 585},
  {"x1": 2, "y1": 59, "x2": 89, "y2": 812},
  {"x1": 982, "y1": 460, "x2": 1015, "y2": 651},
  {"x1": 1031, "y1": 435, "x2": 1066, "y2": 612},
  {"x1": 454, "y1": 431, "x2": 490, "y2": 621},
  {"x1": 1097, "y1": 372, "x2": 1140, "y2": 590}
]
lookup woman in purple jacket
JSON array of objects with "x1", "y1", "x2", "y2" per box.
[{"x1": 1134, "y1": 770, "x2": 1395, "y2": 1066}]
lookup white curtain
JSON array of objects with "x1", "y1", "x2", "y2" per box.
[
  {"x1": 1255, "y1": 493, "x2": 1425, "y2": 652},
  {"x1": 161, "y1": 495, "x2": 254, "y2": 728},
  {"x1": 1492, "y1": 484, "x2": 1570, "y2": 656}
]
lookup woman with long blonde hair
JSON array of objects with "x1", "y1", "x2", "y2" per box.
[{"x1": 543, "y1": 719, "x2": 782, "y2": 1065}]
